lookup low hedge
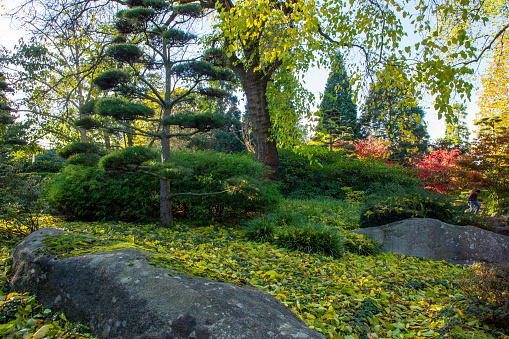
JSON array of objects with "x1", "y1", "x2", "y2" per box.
[
  {"x1": 277, "y1": 148, "x2": 421, "y2": 200},
  {"x1": 47, "y1": 150, "x2": 280, "y2": 223}
]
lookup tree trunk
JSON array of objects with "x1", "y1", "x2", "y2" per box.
[
  {"x1": 159, "y1": 130, "x2": 174, "y2": 227},
  {"x1": 126, "y1": 123, "x2": 134, "y2": 147},
  {"x1": 104, "y1": 132, "x2": 111, "y2": 149},
  {"x1": 238, "y1": 71, "x2": 279, "y2": 180},
  {"x1": 79, "y1": 127, "x2": 88, "y2": 143}
]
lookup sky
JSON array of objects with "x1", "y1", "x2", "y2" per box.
[{"x1": 0, "y1": 2, "x2": 484, "y2": 143}]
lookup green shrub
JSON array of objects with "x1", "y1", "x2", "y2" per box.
[
  {"x1": 343, "y1": 233, "x2": 381, "y2": 256},
  {"x1": 58, "y1": 142, "x2": 101, "y2": 159},
  {"x1": 460, "y1": 262, "x2": 509, "y2": 331},
  {"x1": 99, "y1": 146, "x2": 158, "y2": 170},
  {"x1": 359, "y1": 192, "x2": 460, "y2": 228},
  {"x1": 242, "y1": 197, "x2": 370, "y2": 257},
  {"x1": 23, "y1": 149, "x2": 66, "y2": 173},
  {"x1": 47, "y1": 165, "x2": 159, "y2": 222},
  {"x1": 67, "y1": 153, "x2": 101, "y2": 167},
  {"x1": 275, "y1": 223, "x2": 344, "y2": 258},
  {"x1": 277, "y1": 148, "x2": 421, "y2": 200},
  {"x1": 169, "y1": 151, "x2": 280, "y2": 223},
  {"x1": 244, "y1": 217, "x2": 276, "y2": 243},
  {"x1": 47, "y1": 150, "x2": 279, "y2": 223}
]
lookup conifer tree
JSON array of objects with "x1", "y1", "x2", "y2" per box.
[
  {"x1": 319, "y1": 53, "x2": 360, "y2": 138},
  {"x1": 359, "y1": 67, "x2": 429, "y2": 162},
  {"x1": 86, "y1": 0, "x2": 235, "y2": 227},
  {"x1": 443, "y1": 103, "x2": 470, "y2": 149}
]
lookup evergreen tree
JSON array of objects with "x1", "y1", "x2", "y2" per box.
[
  {"x1": 443, "y1": 103, "x2": 470, "y2": 149},
  {"x1": 0, "y1": 73, "x2": 26, "y2": 158},
  {"x1": 359, "y1": 67, "x2": 429, "y2": 163},
  {"x1": 86, "y1": 0, "x2": 236, "y2": 227},
  {"x1": 319, "y1": 53, "x2": 360, "y2": 138},
  {"x1": 185, "y1": 85, "x2": 246, "y2": 153}
]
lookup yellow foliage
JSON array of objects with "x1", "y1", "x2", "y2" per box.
[{"x1": 477, "y1": 36, "x2": 509, "y2": 126}]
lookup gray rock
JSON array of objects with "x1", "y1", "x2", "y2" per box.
[
  {"x1": 353, "y1": 218, "x2": 509, "y2": 265},
  {"x1": 496, "y1": 226, "x2": 509, "y2": 237},
  {"x1": 11, "y1": 228, "x2": 324, "y2": 339}
]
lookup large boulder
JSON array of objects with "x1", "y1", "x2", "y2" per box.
[
  {"x1": 10, "y1": 228, "x2": 325, "y2": 339},
  {"x1": 353, "y1": 218, "x2": 509, "y2": 265}
]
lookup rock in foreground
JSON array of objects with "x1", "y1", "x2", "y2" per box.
[
  {"x1": 10, "y1": 228, "x2": 325, "y2": 339},
  {"x1": 354, "y1": 218, "x2": 509, "y2": 265}
]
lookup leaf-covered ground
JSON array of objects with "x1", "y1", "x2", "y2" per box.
[{"x1": 1, "y1": 215, "x2": 508, "y2": 339}]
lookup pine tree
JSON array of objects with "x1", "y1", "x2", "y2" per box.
[
  {"x1": 359, "y1": 67, "x2": 429, "y2": 163},
  {"x1": 319, "y1": 53, "x2": 360, "y2": 138},
  {"x1": 85, "y1": 0, "x2": 235, "y2": 227}
]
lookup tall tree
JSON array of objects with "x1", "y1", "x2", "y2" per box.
[
  {"x1": 359, "y1": 68, "x2": 429, "y2": 162},
  {"x1": 319, "y1": 52, "x2": 360, "y2": 138},
  {"x1": 443, "y1": 103, "x2": 470, "y2": 149},
  {"x1": 457, "y1": 116, "x2": 509, "y2": 213},
  {"x1": 90, "y1": 0, "x2": 235, "y2": 226},
  {"x1": 6, "y1": 1, "x2": 118, "y2": 147},
  {"x1": 477, "y1": 35, "x2": 509, "y2": 126}
]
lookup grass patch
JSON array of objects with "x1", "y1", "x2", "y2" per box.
[{"x1": 244, "y1": 198, "x2": 379, "y2": 257}]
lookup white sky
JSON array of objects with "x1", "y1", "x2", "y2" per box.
[{"x1": 0, "y1": 2, "x2": 484, "y2": 143}]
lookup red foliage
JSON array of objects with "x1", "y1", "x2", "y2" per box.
[
  {"x1": 355, "y1": 136, "x2": 392, "y2": 162},
  {"x1": 415, "y1": 149, "x2": 462, "y2": 193}
]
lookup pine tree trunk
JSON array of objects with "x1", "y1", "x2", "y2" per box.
[
  {"x1": 126, "y1": 123, "x2": 134, "y2": 147},
  {"x1": 239, "y1": 72, "x2": 279, "y2": 179},
  {"x1": 159, "y1": 131, "x2": 174, "y2": 227},
  {"x1": 104, "y1": 133, "x2": 111, "y2": 149}
]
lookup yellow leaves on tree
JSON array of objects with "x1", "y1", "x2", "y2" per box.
[{"x1": 477, "y1": 36, "x2": 509, "y2": 126}]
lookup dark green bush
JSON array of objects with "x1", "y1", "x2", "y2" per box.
[
  {"x1": 359, "y1": 193, "x2": 459, "y2": 228},
  {"x1": 277, "y1": 148, "x2": 421, "y2": 200},
  {"x1": 67, "y1": 153, "x2": 102, "y2": 167},
  {"x1": 58, "y1": 142, "x2": 101, "y2": 159},
  {"x1": 47, "y1": 165, "x2": 159, "y2": 222},
  {"x1": 23, "y1": 149, "x2": 66, "y2": 173},
  {"x1": 47, "y1": 150, "x2": 279, "y2": 223},
  {"x1": 275, "y1": 223, "x2": 344, "y2": 258},
  {"x1": 244, "y1": 217, "x2": 276, "y2": 243},
  {"x1": 169, "y1": 151, "x2": 280, "y2": 223},
  {"x1": 460, "y1": 262, "x2": 509, "y2": 331},
  {"x1": 99, "y1": 146, "x2": 158, "y2": 170}
]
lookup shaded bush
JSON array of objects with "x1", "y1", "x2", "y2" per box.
[
  {"x1": 277, "y1": 148, "x2": 421, "y2": 200},
  {"x1": 58, "y1": 142, "x2": 101, "y2": 159},
  {"x1": 460, "y1": 262, "x2": 509, "y2": 331},
  {"x1": 47, "y1": 150, "x2": 280, "y2": 223},
  {"x1": 47, "y1": 165, "x2": 159, "y2": 222},
  {"x1": 23, "y1": 149, "x2": 66, "y2": 173},
  {"x1": 275, "y1": 223, "x2": 344, "y2": 258},
  {"x1": 99, "y1": 146, "x2": 158, "y2": 170},
  {"x1": 359, "y1": 193, "x2": 459, "y2": 228},
  {"x1": 169, "y1": 151, "x2": 280, "y2": 224}
]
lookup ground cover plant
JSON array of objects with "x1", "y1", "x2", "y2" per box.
[{"x1": 1, "y1": 216, "x2": 508, "y2": 339}]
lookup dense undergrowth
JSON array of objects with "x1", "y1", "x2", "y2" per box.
[{"x1": 1, "y1": 207, "x2": 508, "y2": 339}]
